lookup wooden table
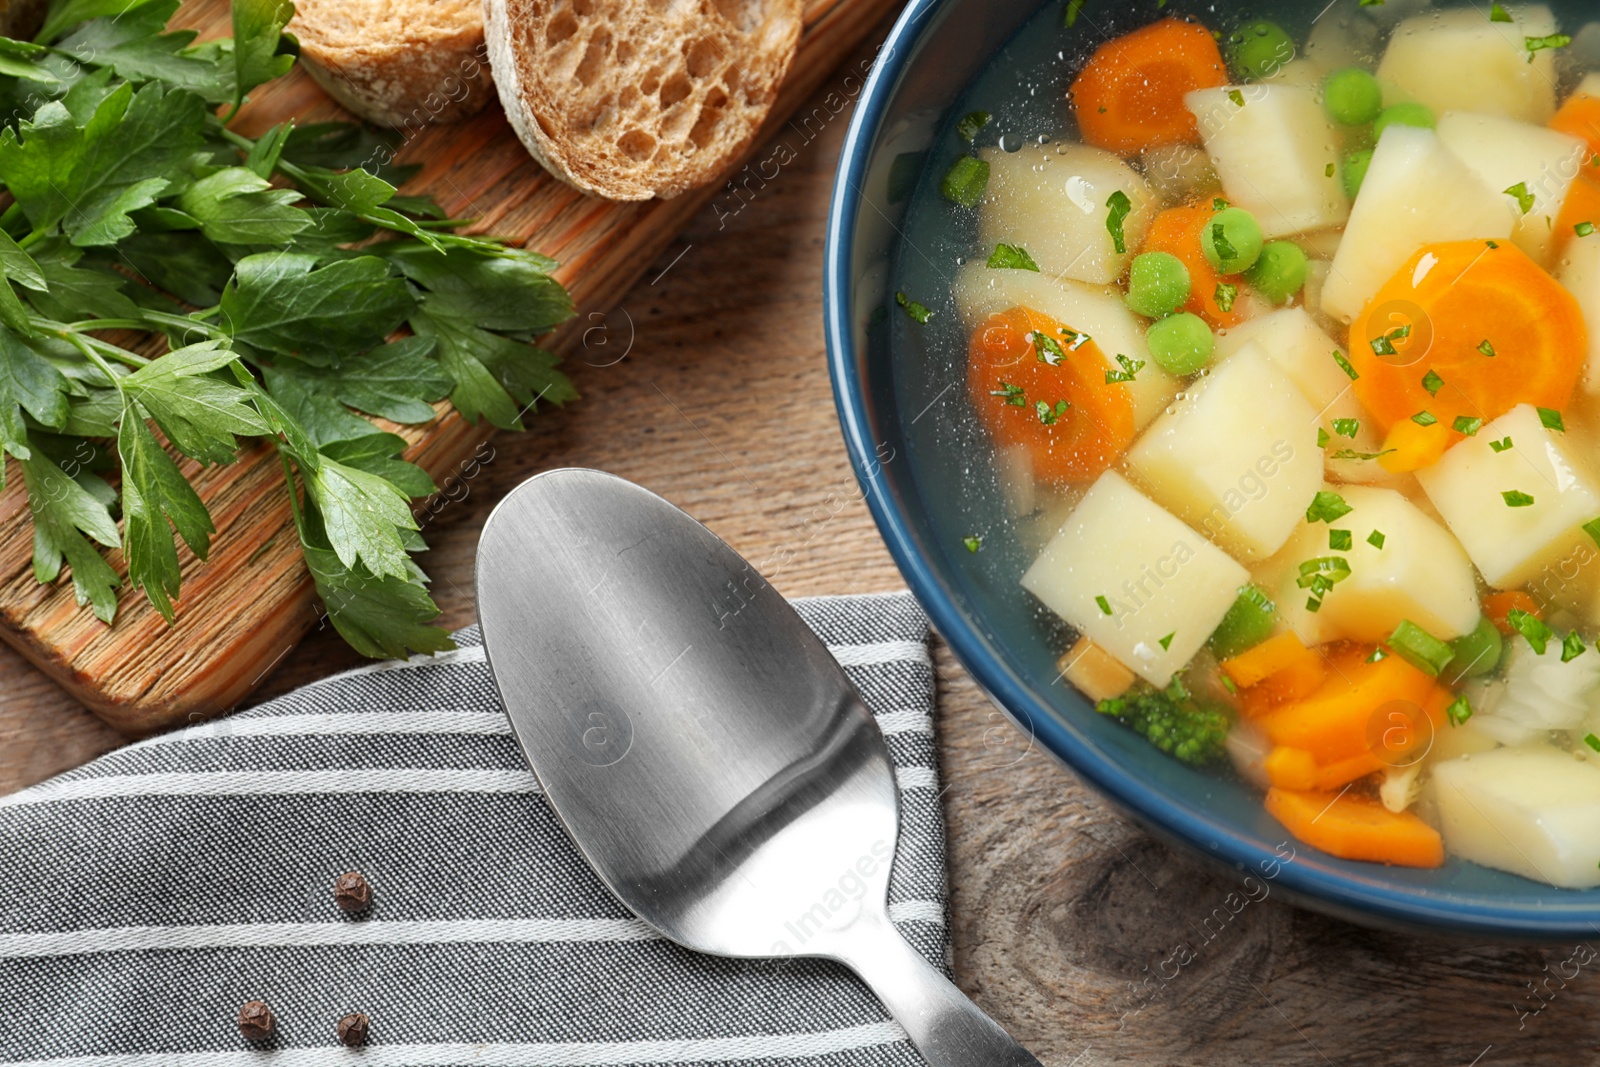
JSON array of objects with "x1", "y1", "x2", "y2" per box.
[{"x1": 2, "y1": 36, "x2": 1597, "y2": 1067}]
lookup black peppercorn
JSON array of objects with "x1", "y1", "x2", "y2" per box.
[
  {"x1": 334, "y1": 871, "x2": 372, "y2": 914},
  {"x1": 237, "y1": 1000, "x2": 275, "y2": 1041},
  {"x1": 336, "y1": 1012, "x2": 370, "y2": 1047}
]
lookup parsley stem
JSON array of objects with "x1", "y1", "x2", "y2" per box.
[
  {"x1": 30, "y1": 318, "x2": 150, "y2": 367},
  {"x1": 276, "y1": 445, "x2": 305, "y2": 533},
  {"x1": 62, "y1": 331, "x2": 125, "y2": 389}
]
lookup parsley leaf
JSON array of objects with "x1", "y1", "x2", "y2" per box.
[
  {"x1": 0, "y1": 326, "x2": 69, "y2": 460},
  {"x1": 231, "y1": 0, "x2": 296, "y2": 108},
  {"x1": 1490, "y1": 436, "x2": 1514, "y2": 452},
  {"x1": 987, "y1": 243, "x2": 1040, "y2": 271},
  {"x1": 1453, "y1": 415, "x2": 1482, "y2": 436},
  {"x1": 956, "y1": 111, "x2": 992, "y2": 143},
  {"x1": 220, "y1": 252, "x2": 415, "y2": 364},
  {"x1": 940, "y1": 155, "x2": 989, "y2": 207},
  {"x1": 1306, "y1": 490, "x2": 1353, "y2": 523},
  {"x1": 1504, "y1": 181, "x2": 1535, "y2": 215},
  {"x1": 17, "y1": 438, "x2": 121, "y2": 622},
  {"x1": 1106, "y1": 190, "x2": 1133, "y2": 254},
  {"x1": 118, "y1": 400, "x2": 214, "y2": 622},
  {"x1": 120, "y1": 341, "x2": 270, "y2": 464},
  {"x1": 895, "y1": 290, "x2": 932, "y2": 324},
  {"x1": 1503, "y1": 490, "x2": 1535, "y2": 507},
  {"x1": 1538, "y1": 406, "x2": 1565, "y2": 432}
]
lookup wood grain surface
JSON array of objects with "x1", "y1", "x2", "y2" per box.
[
  {"x1": 0, "y1": 0, "x2": 899, "y2": 735},
  {"x1": 3, "y1": 16, "x2": 1599, "y2": 1067}
]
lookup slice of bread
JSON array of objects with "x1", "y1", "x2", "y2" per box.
[
  {"x1": 292, "y1": 0, "x2": 494, "y2": 130},
  {"x1": 483, "y1": 0, "x2": 803, "y2": 201}
]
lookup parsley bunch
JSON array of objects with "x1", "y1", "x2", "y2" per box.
[{"x1": 0, "y1": 0, "x2": 576, "y2": 657}]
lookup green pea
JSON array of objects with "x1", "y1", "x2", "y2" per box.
[
  {"x1": 1146, "y1": 312, "x2": 1214, "y2": 376},
  {"x1": 1227, "y1": 20, "x2": 1296, "y2": 80},
  {"x1": 1373, "y1": 102, "x2": 1435, "y2": 142},
  {"x1": 1209, "y1": 585, "x2": 1278, "y2": 661},
  {"x1": 1323, "y1": 67, "x2": 1383, "y2": 126},
  {"x1": 1342, "y1": 148, "x2": 1374, "y2": 199},
  {"x1": 1245, "y1": 241, "x2": 1309, "y2": 304},
  {"x1": 1443, "y1": 617, "x2": 1504, "y2": 686},
  {"x1": 1200, "y1": 207, "x2": 1264, "y2": 274},
  {"x1": 1125, "y1": 252, "x2": 1192, "y2": 318}
]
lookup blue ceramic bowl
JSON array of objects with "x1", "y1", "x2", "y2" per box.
[{"x1": 824, "y1": 0, "x2": 1600, "y2": 938}]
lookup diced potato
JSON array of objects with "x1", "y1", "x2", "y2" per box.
[
  {"x1": 1215, "y1": 309, "x2": 1398, "y2": 486},
  {"x1": 1125, "y1": 344, "x2": 1323, "y2": 562},
  {"x1": 1186, "y1": 84, "x2": 1349, "y2": 239},
  {"x1": 1138, "y1": 143, "x2": 1218, "y2": 206},
  {"x1": 1432, "y1": 746, "x2": 1600, "y2": 889},
  {"x1": 1058, "y1": 636, "x2": 1136, "y2": 703},
  {"x1": 1304, "y1": 7, "x2": 1382, "y2": 69},
  {"x1": 1321, "y1": 126, "x2": 1516, "y2": 322},
  {"x1": 1557, "y1": 231, "x2": 1600, "y2": 393},
  {"x1": 1255, "y1": 484, "x2": 1480, "y2": 644},
  {"x1": 1022, "y1": 471, "x2": 1249, "y2": 688},
  {"x1": 1262, "y1": 59, "x2": 1328, "y2": 90},
  {"x1": 1436, "y1": 112, "x2": 1588, "y2": 267},
  {"x1": 1376, "y1": 6, "x2": 1560, "y2": 125},
  {"x1": 952, "y1": 261, "x2": 1177, "y2": 429},
  {"x1": 1416, "y1": 404, "x2": 1600, "y2": 589},
  {"x1": 979, "y1": 142, "x2": 1153, "y2": 286},
  {"x1": 1430, "y1": 715, "x2": 1502, "y2": 762}
]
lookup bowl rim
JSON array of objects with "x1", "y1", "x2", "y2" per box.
[{"x1": 823, "y1": 0, "x2": 1600, "y2": 939}]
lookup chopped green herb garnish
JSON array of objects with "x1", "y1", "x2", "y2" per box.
[
  {"x1": 1306, "y1": 491, "x2": 1353, "y2": 524},
  {"x1": 1104, "y1": 353, "x2": 1145, "y2": 384},
  {"x1": 1211, "y1": 221, "x2": 1238, "y2": 263},
  {"x1": 1446, "y1": 695, "x2": 1473, "y2": 726},
  {"x1": 1538, "y1": 407, "x2": 1565, "y2": 432},
  {"x1": 1526, "y1": 32, "x2": 1572, "y2": 55},
  {"x1": 1159, "y1": 632, "x2": 1175, "y2": 651},
  {"x1": 1106, "y1": 190, "x2": 1133, "y2": 254},
  {"x1": 1503, "y1": 490, "x2": 1535, "y2": 508},
  {"x1": 1585, "y1": 733, "x2": 1600, "y2": 753},
  {"x1": 1228, "y1": 89, "x2": 1247, "y2": 108},
  {"x1": 1562, "y1": 631, "x2": 1588, "y2": 662},
  {"x1": 956, "y1": 110, "x2": 992, "y2": 143},
  {"x1": 1411, "y1": 410, "x2": 1438, "y2": 427},
  {"x1": 1317, "y1": 427, "x2": 1330, "y2": 448},
  {"x1": 1583, "y1": 517, "x2": 1600, "y2": 548},
  {"x1": 1305, "y1": 597, "x2": 1323, "y2": 613},
  {"x1": 1490, "y1": 2, "x2": 1512, "y2": 20},
  {"x1": 1453, "y1": 415, "x2": 1483, "y2": 436},
  {"x1": 1388, "y1": 619, "x2": 1456, "y2": 677},
  {"x1": 1095, "y1": 594, "x2": 1113, "y2": 615},
  {"x1": 1033, "y1": 331, "x2": 1066, "y2": 366},
  {"x1": 1490, "y1": 436, "x2": 1514, "y2": 452},
  {"x1": 1330, "y1": 529, "x2": 1353, "y2": 551},
  {"x1": 988, "y1": 242, "x2": 1039, "y2": 271},
  {"x1": 1212, "y1": 197, "x2": 1230, "y2": 211},
  {"x1": 1507, "y1": 609, "x2": 1553, "y2": 654},
  {"x1": 962, "y1": 535, "x2": 982, "y2": 554},
  {"x1": 991, "y1": 381, "x2": 1026, "y2": 406},
  {"x1": 1421, "y1": 369, "x2": 1444, "y2": 396},
  {"x1": 1063, "y1": 329, "x2": 1092, "y2": 350},
  {"x1": 1064, "y1": 0, "x2": 1086, "y2": 27},
  {"x1": 1486, "y1": 240, "x2": 1500, "y2": 249},
  {"x1": 940, "y1": 155, "x2": 990, "y2": 208},
  {"x1": 1333, "y1": 418, "x2": 1360, "y2": 438},
  {"x1": 1368, "y1": 530, "x2": 1386, "y2": 549},
  {"x1": 1332, "y1": 350, "x2": 1360, "y2": 381},
  {"x1": 1504, "y1": 182, "x2": 1536, "y2": 215},
  {"x1": 1367, "y1": 647, "x2": 1389, "y2": 663},
  {"x1": 1214, "y1": 282, "x2": 1239, "y2": 313},
  {"x1": 1478, "y1": 339, "x2": 1496, "y2": 357},
  {"x1": 1296, "y1": 556, "x2": 1353, "y2": 587},
  {"x1": 896, "y1": 291, "x2": 932, "y2": 324},
  {"x1": 1330, "y1": 448, "x2": 1398, "y2": 461},
  {"x1": 1325, "y1": 162, "x2": 1336, "y2": 178},
  {"x1": 1578, "y1": 221, "x2": 1597, "y2": 238},
  {"x1": 1036, "y1": 399, "x2": 1070, "y2": 425},
  {"x1": 1370, "y1": 325, "x2": 1411, "y2": 357},
  {"x1": 1359, "y1": 0, "x2": 1383, "y2": 7}
]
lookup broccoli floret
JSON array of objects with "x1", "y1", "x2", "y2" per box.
[{"x1": 1096, "y1": 680, "x2": 1232, "y2": 766}]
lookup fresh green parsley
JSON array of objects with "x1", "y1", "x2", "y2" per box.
[
  {"x1": 941, "y1": 155, "x2": 990, "y2": 208},
  {"x1": 1370, "y1": 324, "x2": 1411, "y2": 356},
  {"x1": 1159, "y1": 632, "x2": 1175, "y2": 651},
  {"x1": 1584, "y1": 516, "x2": 1600, "y2": 549},
  {"x1": 1212, "y1": 197, "x2": 1230, "y2": 211},
  {"x1": 1228, "y1": 88, "x2": 1247, "y2": 108},
  {"x1": 1106, "y1": 191, "x2": 1133, "y2": 254},
  {"x1": 1211, "y1": 222, "x2": 1238, "y2": 263},
  {"x1": 1104, "y1": 354, "x2": 1145, "y2": 384},
  {"x1": 956, "y1": 111, "x2": 992, "y2": 143},
  {"x1": 1504, "y1": 182, "x2": 1536, "y2": 215},
  {"x1": 963, "y1": 535, "x2": 983, "y2": 554},
  {"x1": 1478, "y1": 339, "x2": 1496, "y2": 357},
  {"x1": 1453, "y1": 415, "x2": 1483, "y2": 436},
  {"x1": 1033, "y1": 331, "x2": 1067, "y2": 365},
  {"x1": 1487, "y1": 240, "x2": 1500, "y2": 249},
  {"x1": 1538, "y1": 407, "x2": 1565, "y2": 432},
  {"x1": 987, "y1": 243, "x2": 1039, "y2": 271},
  {"x1": 1490, "y1": 2, "x2": 1512, "y2": 20},
  {"x1": 1064, "y1": 0, "x2": 1087, "y2": 27},
  {"x1": 1578, "y1": 221, "x2": 1597, "y2": 238},
  {"x1": 896, "y1": 291, "x2": 933, "y2": 324},
  {"x1": 1526, "y1": 33, "x2": 1572, "y2": 55},
  {"x1": 1562, "y1": 631, "x2": 1589, "y2": 662},
  {"x1": 1421, "y1": 369, "x2": 1444, "y2": 396},
  {"x1": 1503, "y1": 490, "x2": 1535, "y2": 508},
  {"x1": 1585, "y1": 733, "x2": 1600, "y2": 753},
  {"x1": 1096, "y1": 594, "x2": 1114, "y2": 615},
  {"x1": 1333, "y1": 418, "x2": 1360, "y2": 438},
  {"x1": 1332, "y1": 349, "x2": 1360, "y2": 381},
  {"x1": 1507, "y1": 608, "x2": 1553, "y2": 654},
  {"x1": 1325, "y1": 162, "x2": 1336, "y2": 177},
  {"x1": 1446, "y1": 695, "x2": 1474, "y2": 727},
  {"x1": 1368, "y1": 530, "x2": 1386, "y2": 549},
  {"x1": 1330, "y1": 448, "x2": 1398, "y2": 462},
  {"x1": 1411, "y1": 410, "x2": 1438, "y2": 427},
  {"x1": 1329, "y1": 529, "x2": 1353, "y2": 551},
  {"x1": 1490, "y1": 436, "x2": 1515, "y2": 452},
  {"x1": 991, "y1": 381, "x2": 1027, "y2": 406},
  {"x1": 1036, "y1": 399, "x2": 1070, "y2": 425},
  {"x1": 1306, "y1": 491, "x2": 1353, "y2": 524},
  {"x1": 1214, "y1": 282, "x2": 1238, "y2": 313},
  {"x1": 1317, "y1": 427, "x2": 1330, "y2": 449},
  {"x1": 1367, "y1": 647, "x2": 1389, "y2": 663}
]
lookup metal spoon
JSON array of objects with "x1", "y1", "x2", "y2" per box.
[{"x1": 475, "y1": 468, "x2": 1041, "y2": 1067}]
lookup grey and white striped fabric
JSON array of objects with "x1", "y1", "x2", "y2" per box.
[{"x1": 0, "y1": 592, "x2": 945, "y2": 1066}]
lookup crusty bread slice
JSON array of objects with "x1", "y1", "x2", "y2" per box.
[
  {"x1": 292, "y1": 0, "x2": 494, "y2": 130},
  {"x1": 483, "y1": 0, "x2": 803, "y2": 200}
]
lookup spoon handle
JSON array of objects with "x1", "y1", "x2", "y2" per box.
[{"x1": 838, "y1": 919, "x2": 1043, "y2": 1067}]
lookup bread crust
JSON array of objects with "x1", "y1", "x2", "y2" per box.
[
  {"x1": 483, "y1": 0, "x2": 802, "y2": 201},
  {"x1": 293, "y1": 0, "x2": 495, "y2": 129}
]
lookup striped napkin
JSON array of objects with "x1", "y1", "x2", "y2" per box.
[{"x1": 0, "y1": 592, "x2": 946, "y2": 1067}]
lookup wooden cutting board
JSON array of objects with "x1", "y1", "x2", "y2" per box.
[{"x1": 0, "y1": 0, "x2": 898, "y2": 736}]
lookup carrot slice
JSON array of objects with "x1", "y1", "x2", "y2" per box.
[
  {"x1": 1141, "y1": 202, "x2": 1245, "y2": 328},
  {"x1": 1485, "y1": 591, "x2": 1541, "y2": 635},
  {"x1": 967, "y1": 307, "x2": 1137, "y2": 485},
  {"x1": 1265, "y1": 788, "x2": 1445, "y2": 868},
  {"x1": 1377, "y1": 415, "x2": 1450, "y2": 474},
  {"x1": 1550, "y1": 92, "x2": 1600, "y2": 165},
  {"x1": 1348, "y1": 241, "x2": 1587, "y2": 438},
  {"x1": 1221, "y1": 633, "x2": 1328, "y2": 717},
  {"x1": 1256, "y1": 646, "x2": 1437, "y2": 764},
  {"x1": 1264, "y1": 747, "x2": 1385, "y2": 791},
  {"x1": 1555, "y1": 175, "x2": 1600, "y2": 257},
  {"x1": 1069, "y1": 18, "x2": 1228, "y2": 155}
]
